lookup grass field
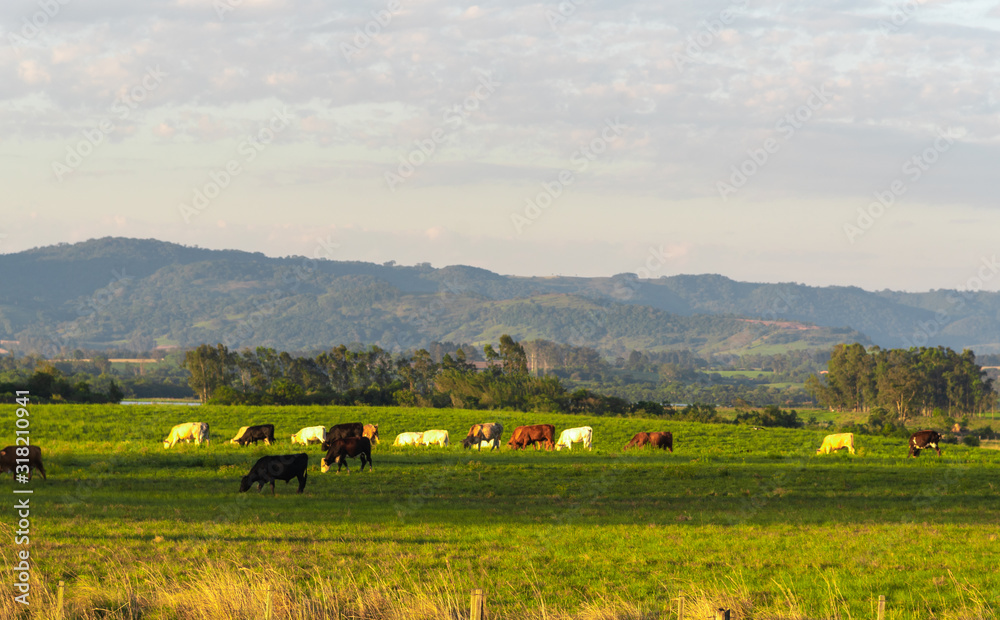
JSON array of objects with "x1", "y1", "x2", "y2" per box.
[{"x1": 2, "y1": 404, "x2": 999, "y2": 619}]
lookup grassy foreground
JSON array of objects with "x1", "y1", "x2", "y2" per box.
[{"x1": 1, "y1": 404, "x2": 999, "y2": 619}]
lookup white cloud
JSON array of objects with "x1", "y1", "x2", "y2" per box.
[{"x1": 2, "y1": 0, "x2": 1000, "y2": 289}]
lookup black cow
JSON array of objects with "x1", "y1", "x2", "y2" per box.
[
  {"x1": 239, "y1": 453, "x2": 308, "y2": 495},
  {"x1": 909, "y1": 430, "x2": 942, "y2": 458},
  {"x1": 321, "y1": 437, "x2": 372, "y2": 474},
  {"x1": 0, "y1": 445, "x2": 46, "y2": 481},
  {"x1": 321, "y1": 422, "x2": 363, "y2": 451},
  {"x1": 232, "y1": 424, "x2": 275, "y2": 447}
]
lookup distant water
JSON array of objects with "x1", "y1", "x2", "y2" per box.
[{"x1": 120, "y1": 400, "x2": 201, "y2": 406}]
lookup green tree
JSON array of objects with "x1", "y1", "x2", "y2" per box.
[{"x1": 183, "y1": 343, "x2": 233, "y2": 403}]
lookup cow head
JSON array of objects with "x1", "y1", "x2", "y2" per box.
[
  {"x1": 162, "y1": 439, "x2": 171, "y2": 449},
  {"x1": 321, "y1": 457, "x2": 331, "y2": 473},
  {"x1": 238, "y1": 475, "x2": 252, "y2": 492}
]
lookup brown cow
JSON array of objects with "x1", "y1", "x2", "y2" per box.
[
  {"x1": 321, "y1": 437, "x2": 373, "y2": 474},
  {"x1": 0, "y1": 445, "x2": 46, "y2": 481},
  {"x1": 507, "y1": 425, "x2": 555, "y2": 450},
  {"x1": 623, "y1": 432, "x2": 673, "y2": 452}
]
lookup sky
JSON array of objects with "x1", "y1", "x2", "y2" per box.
[{"x1": 2, "y1": 0, "x2": 999, "y2": 292}]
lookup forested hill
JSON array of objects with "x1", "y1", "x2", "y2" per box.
[{"x1": 2, "y1": 236, "x2": 995, "y2": 355}]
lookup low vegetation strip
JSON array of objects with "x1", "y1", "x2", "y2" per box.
[{"x1": 3, "y1": 404, "x2": 1000, "y2": 619}]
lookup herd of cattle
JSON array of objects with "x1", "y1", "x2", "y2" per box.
[{"x1": 0, "y1": 425, "x2": 948, "y2": 493}]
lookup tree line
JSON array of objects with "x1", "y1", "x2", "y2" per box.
[
  {"x1": 805, "y1": 343, "x2": 996, "y2": 418},
  {"x1": 182, "y1": 336, "x2": 663, "y2": 415}
]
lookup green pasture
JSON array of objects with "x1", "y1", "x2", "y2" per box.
[{"x1": 2, "y1": 404, "x2": 999, "y2": 619}]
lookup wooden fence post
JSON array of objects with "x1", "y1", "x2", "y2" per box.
[
  {"x1": 469, "y1": 588, "x2": 484, "y2": 620},
  {"x1": 877, "y1": 595, "x2": 885, "y2": 620},
  {"x1": 265, "y1": 583, "x2": 273, "y2": 620},
  {"x1": 676, "y1": 592, "x2": 685, "y2": 620},
  {"x1": 56, "y1": 581, "x2": 65, "y2": 620},
  {"x1": 714, "y1": 608, "x2": 731, "y2": 620}
]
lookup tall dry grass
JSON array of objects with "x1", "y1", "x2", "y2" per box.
[{"x1": 1, "y1": 562, "x2": 996, "y2": 620}]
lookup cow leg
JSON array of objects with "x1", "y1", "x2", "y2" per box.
[
  {"x1": 270, "y1": 480, "x2": 276, "y2": 496},
  {"x1": 297, "y1": 473, "x2": 307, "y2": 493}
]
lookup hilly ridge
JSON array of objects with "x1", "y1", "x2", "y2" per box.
[{"x1": 4, "y1": 237, "x2": 999, "y2": 356}]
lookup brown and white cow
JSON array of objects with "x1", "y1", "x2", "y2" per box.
[
  {"x1": 507, "y1": 424, "x2": 555, "y2": 451},
  {"x1": 363, "y1": 424, "x2": 380, "y2": 445},
  {"x1": 909, "y1": 430, "x2": 942, "y2": 458},
  {"x1": 321, "y1": 437, "x2": 373, "y2": 474},
  {"x1": 462, "y1": 423, "x2": 504, "y2": 450},
  {"x1": 322, "y1": 423, "x2": 364, "y2": 451}
]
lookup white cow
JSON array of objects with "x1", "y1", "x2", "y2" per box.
[
  {"x1": 163, "y1": 422, "x2": 210, "y2": 449},
  {"x1": 817, "y1": 433, "x2": 855, "y2": 455},
  {"x1": 290, "y1": 426, "x2": 327, "y2": 445},
  {"x1": 421, "y1": 429, "x2": 450, "y2": 447},
  {"x1": 555, "y1": 426, "x2": 593, "y2": 451},
  {"x1": 394, "y1": 432, "x2": 424, "y2": 447},
  {"x1": 230, "y1": 427, "x2": 249, "y2": 444}
]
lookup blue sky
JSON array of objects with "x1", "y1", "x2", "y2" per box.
[{"x1": 2, "y1": 0, "x2": 999, "y2": 291}]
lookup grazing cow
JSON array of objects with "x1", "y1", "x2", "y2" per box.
[
  {"x1": 239, "y1": 453, "x2": 308, "y2": 495},
  {"x1": 322, "y1": 423, "x2": 364, "y2": 450},
  {"x1": 623, "y1": 431, "x2": 673, "y2": 452},
  {"x1": 462, "y1": 423, "x2": 504, "y2": 450},
  {"x1": 0, "y1": 445, "x2": 46, "y2": 481},
  {"x1": 555, "y1": 426, "x2": 593, "y2": 451},
  {"x1": 231, "y1": 424, "x2": 275, "y2": 446},
  {"x1": 163, "y1": 422, "x2": 210, "y2": 449},
  {"x1": 321, "y1": 437, "x2": 372, "y2": 474},
  {"x1": 507, "y1": 424, "x2": 555, "y2": 451},
  {"x1": 421, "y1": 429, "x2": 450, "y2": 447},
  {"x1": 363, "y1": 424, "x2": 380, "y2": 445},
  {"x1": 394, "y1": 432, "x2": 423, "y2": 447},
  {"x1": 290, "y1": 426, "x2": 327, "y2": 446},
  {"x1": 909, "y1": 430, "x2": 943, "y2": 458},
  {"x1": 817, "y1": 433, "x2": 855, "y2": 455}
]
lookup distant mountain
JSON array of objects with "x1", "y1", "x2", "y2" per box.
[{"x1": 7, "y1": 236, "x2": 995, "y2": 357}]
